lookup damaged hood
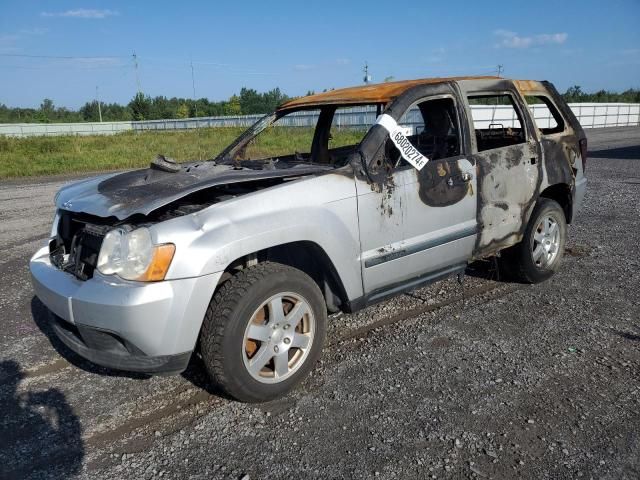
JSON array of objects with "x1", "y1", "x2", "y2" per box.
[{"x1": 55, "y1": 161, "x2": 332, "y2": 220}]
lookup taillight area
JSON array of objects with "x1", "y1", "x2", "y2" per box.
[{"x1": 579, "y1": 138, "x2": 588, "y2": 173}]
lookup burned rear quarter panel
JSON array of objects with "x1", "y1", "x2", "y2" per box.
[
  {"x1": 149, "y1": 168, "x2": 364, "y2": 301},
  {"x1": 515, "y1": 80, "x2": 583, "y2": 197}
]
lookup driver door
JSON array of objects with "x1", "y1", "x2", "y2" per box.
[{"x1": 356, "y1": 84, "x2": 478, "y2": 301}]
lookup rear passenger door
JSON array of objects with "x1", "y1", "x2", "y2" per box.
[{"x1": 457, "y1": 79, "x2": 541, "y2": 258}]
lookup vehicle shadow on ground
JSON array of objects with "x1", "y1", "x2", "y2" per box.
[
  {"x1": 30, "y1": 296, "x2": 150, "y2": 380},
  {"x1": 464, "y1": 258, "x2": 506, "y2": 282},
  {"x1": 180, "y1": 355, "x2": 232, "y2": 399},
  {"x1": 0, "y1": 360, "x2": 84, "y2": 479},
  {"x1": 590, "y1": 145, "x2": 640, "y2": 160},
  {"x1": 611, "y1": 326, "x2": 640, "y2": 342},
  {"x1": 465, "y1": 244, "x2": 593, "y2": 284}
]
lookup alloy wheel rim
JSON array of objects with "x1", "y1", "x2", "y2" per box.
[
  {"x1": 531, "y1": 214, "x2": 560, "y2": 268},
  {"x1": 242, "y1": 292, "x2": 315, "y2": 384}
]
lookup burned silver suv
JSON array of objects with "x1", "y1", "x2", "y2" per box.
[{"x1": 30, "y1": 77, "x2": 587, "y2": 402}]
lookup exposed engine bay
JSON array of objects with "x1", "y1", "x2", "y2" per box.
[{"x1": 50, "y1": 173, "x2": 318, "y2": 281}]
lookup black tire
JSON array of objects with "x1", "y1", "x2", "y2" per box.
[
  {"x1": 200, "y1": 262, "x2": 327, "y2": 402},
  {"x1": 499, "y1": 198, "x2": 567, "y2": 284}
]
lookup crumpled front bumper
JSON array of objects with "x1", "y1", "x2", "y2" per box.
[
  {"x1": 49, "y1": 315, "x2": 192, "y2": 375},
  {"x1": 30, "y1": 246, "x2": 221, "y2": 375}
]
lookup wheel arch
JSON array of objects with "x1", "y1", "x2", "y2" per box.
[
  {"x1": 539, "y1": 183, "x2": 573, "y2": 224},
  {"x1": 217, "y1": 241, "x2": 350, "y2": 314}
]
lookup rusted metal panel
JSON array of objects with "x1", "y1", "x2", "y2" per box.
[
  {"x1": 513, "y1": 79, "x2": 547, "y2": 95},
  {"x1": 515, "y1": 82, "x2": 583, "y2": 223},
  {"x1": 278, "y1": 76, "x2": 500, "y2": 111}
]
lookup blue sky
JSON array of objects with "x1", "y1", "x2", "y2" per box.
[{"x1": 1, "y1": 0, "x2": 639, "y2": 108}]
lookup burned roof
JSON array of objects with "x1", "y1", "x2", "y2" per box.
[
  {"x1": 512, "y1": 79, "x2": 548, "y2": 94},
  {"x1": 278, "y1": 76, "x2": 502, "y2": 111}
]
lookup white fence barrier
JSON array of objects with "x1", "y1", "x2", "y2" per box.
[
  {"x1": 1, "y1": 103, "x2": 638, "y2": 138},
  {"x1": 467, "y1": 103, "x2": 640, "y2": 130},
  {"x1": 0, "y1": 120, "x2": 132, "y2": 137}
]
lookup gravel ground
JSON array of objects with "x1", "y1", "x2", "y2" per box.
[{"x1": 0, "y1": 127, "x2": 639, "y2": 480}]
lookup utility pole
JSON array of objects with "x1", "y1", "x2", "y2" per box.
[
  {"x1": 190, "y1": 59, "x2": 203, "y2": 160},
  {"x1": 190, "y1": 60, "x2": 197, "y2": 107},
  {"x1": 133, "y1": 51, "x2": 142, "y2": 94},
  {"x1": 363, "y1": 62, "x2": 371, "y2": 84},
  {"x1": 96, "y1": 86, "x2": 103, "y2": 122},
  {"x1": 497, "y1": 64, "x2": 504, "y2": 77}
]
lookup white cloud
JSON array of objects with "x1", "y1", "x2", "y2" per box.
[
  {"x1": 19, "y1": 27, "x2": 49, "y2": 35},
  {"x1": 535, "y1": 33, "x2": 569, "y2": 45},
  {"x1": 335, "y1": 58, "x2": 350, "y2": 65},
  {"x1": 41, "y1": 9, "x2": 119, "y2": 19},
  {"x1": 425, "y1": 47, "x2": 446, "y2": 63},
  {"x1": 0, "y1": 27, "x2": 48, "y2": 53},
  {"x1": 494, "y1": 29, "x2": 568, "y2": 48},
  {"x1": 294, "y1": 64, "x2": 316, "y2": 71},
  {"x1": 0, "y1": 33, "x2": 20, "y2": 53},
  {"x1": 0, "y1": 34, "x2": 20, "y2": 43}
]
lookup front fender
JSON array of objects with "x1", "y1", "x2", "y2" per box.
[{"x1": 151, "y1": 173, "x2": 363, "y2": 301}]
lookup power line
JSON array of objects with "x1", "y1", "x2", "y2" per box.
[
  {"x1": 0, "y1": 63, "x2": 130, "y2": 71},
  {"x1": 0, "y1": 53, "x2": 127, "y2": 60},
  {"x1": 0, "y1": 52, "x2": 275, "y2": 75}
]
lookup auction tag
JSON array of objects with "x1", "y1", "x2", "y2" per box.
[{"x1": 376, "y1": 114, "x2": 429, "y2": 171}]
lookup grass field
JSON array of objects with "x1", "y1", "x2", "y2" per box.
[{"x1": 0, "y1": 127, "x2": 365, "y2": 179}]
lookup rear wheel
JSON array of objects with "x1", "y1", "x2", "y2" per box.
[
  {"x1": 500, "y1": 198, "x2": 567, "y2": 283},
  {"x1": 200, "y1": 262, "x2": 326, "y2": 402}
]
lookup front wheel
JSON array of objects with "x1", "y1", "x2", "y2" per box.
[
  {"x1": 500, "y1": 198, "x2": 567, "y2": 283},
  {"x1": 200, "y1": 262, "x2": 327, "y2": 402}
]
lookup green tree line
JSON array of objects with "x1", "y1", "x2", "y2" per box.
[
  {"x1": 1, "y1": 86, "x2": 638, "y2": 124},
  {"x1": 561, "y1": 86, "x2": 640, "y2": 104},
  {"x1": 0, "y1": 87, "x2": 289, "y2": 123}
]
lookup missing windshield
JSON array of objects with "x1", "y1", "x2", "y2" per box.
[{"x1": 218, "y1": 104, "x2": 382, "y2": 168}]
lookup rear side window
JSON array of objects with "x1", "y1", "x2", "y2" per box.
[
  {"x1": 524, "y1": 95, "x2": 565, "y2": 135},
  {"x1": 467, "y1": 94, "x2": 527, "y2": 152}
]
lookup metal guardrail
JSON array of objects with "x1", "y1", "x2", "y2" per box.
[{"x1": 1, "y1": 103, "x2": 638, "y2": 137}]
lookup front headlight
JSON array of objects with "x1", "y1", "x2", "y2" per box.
[
  {"x1": 97, "y1": 227, "x2": 175, "y2": 282},
  {"x1": 50, "y1": 211, "x2": 60, "y2": 238}
]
